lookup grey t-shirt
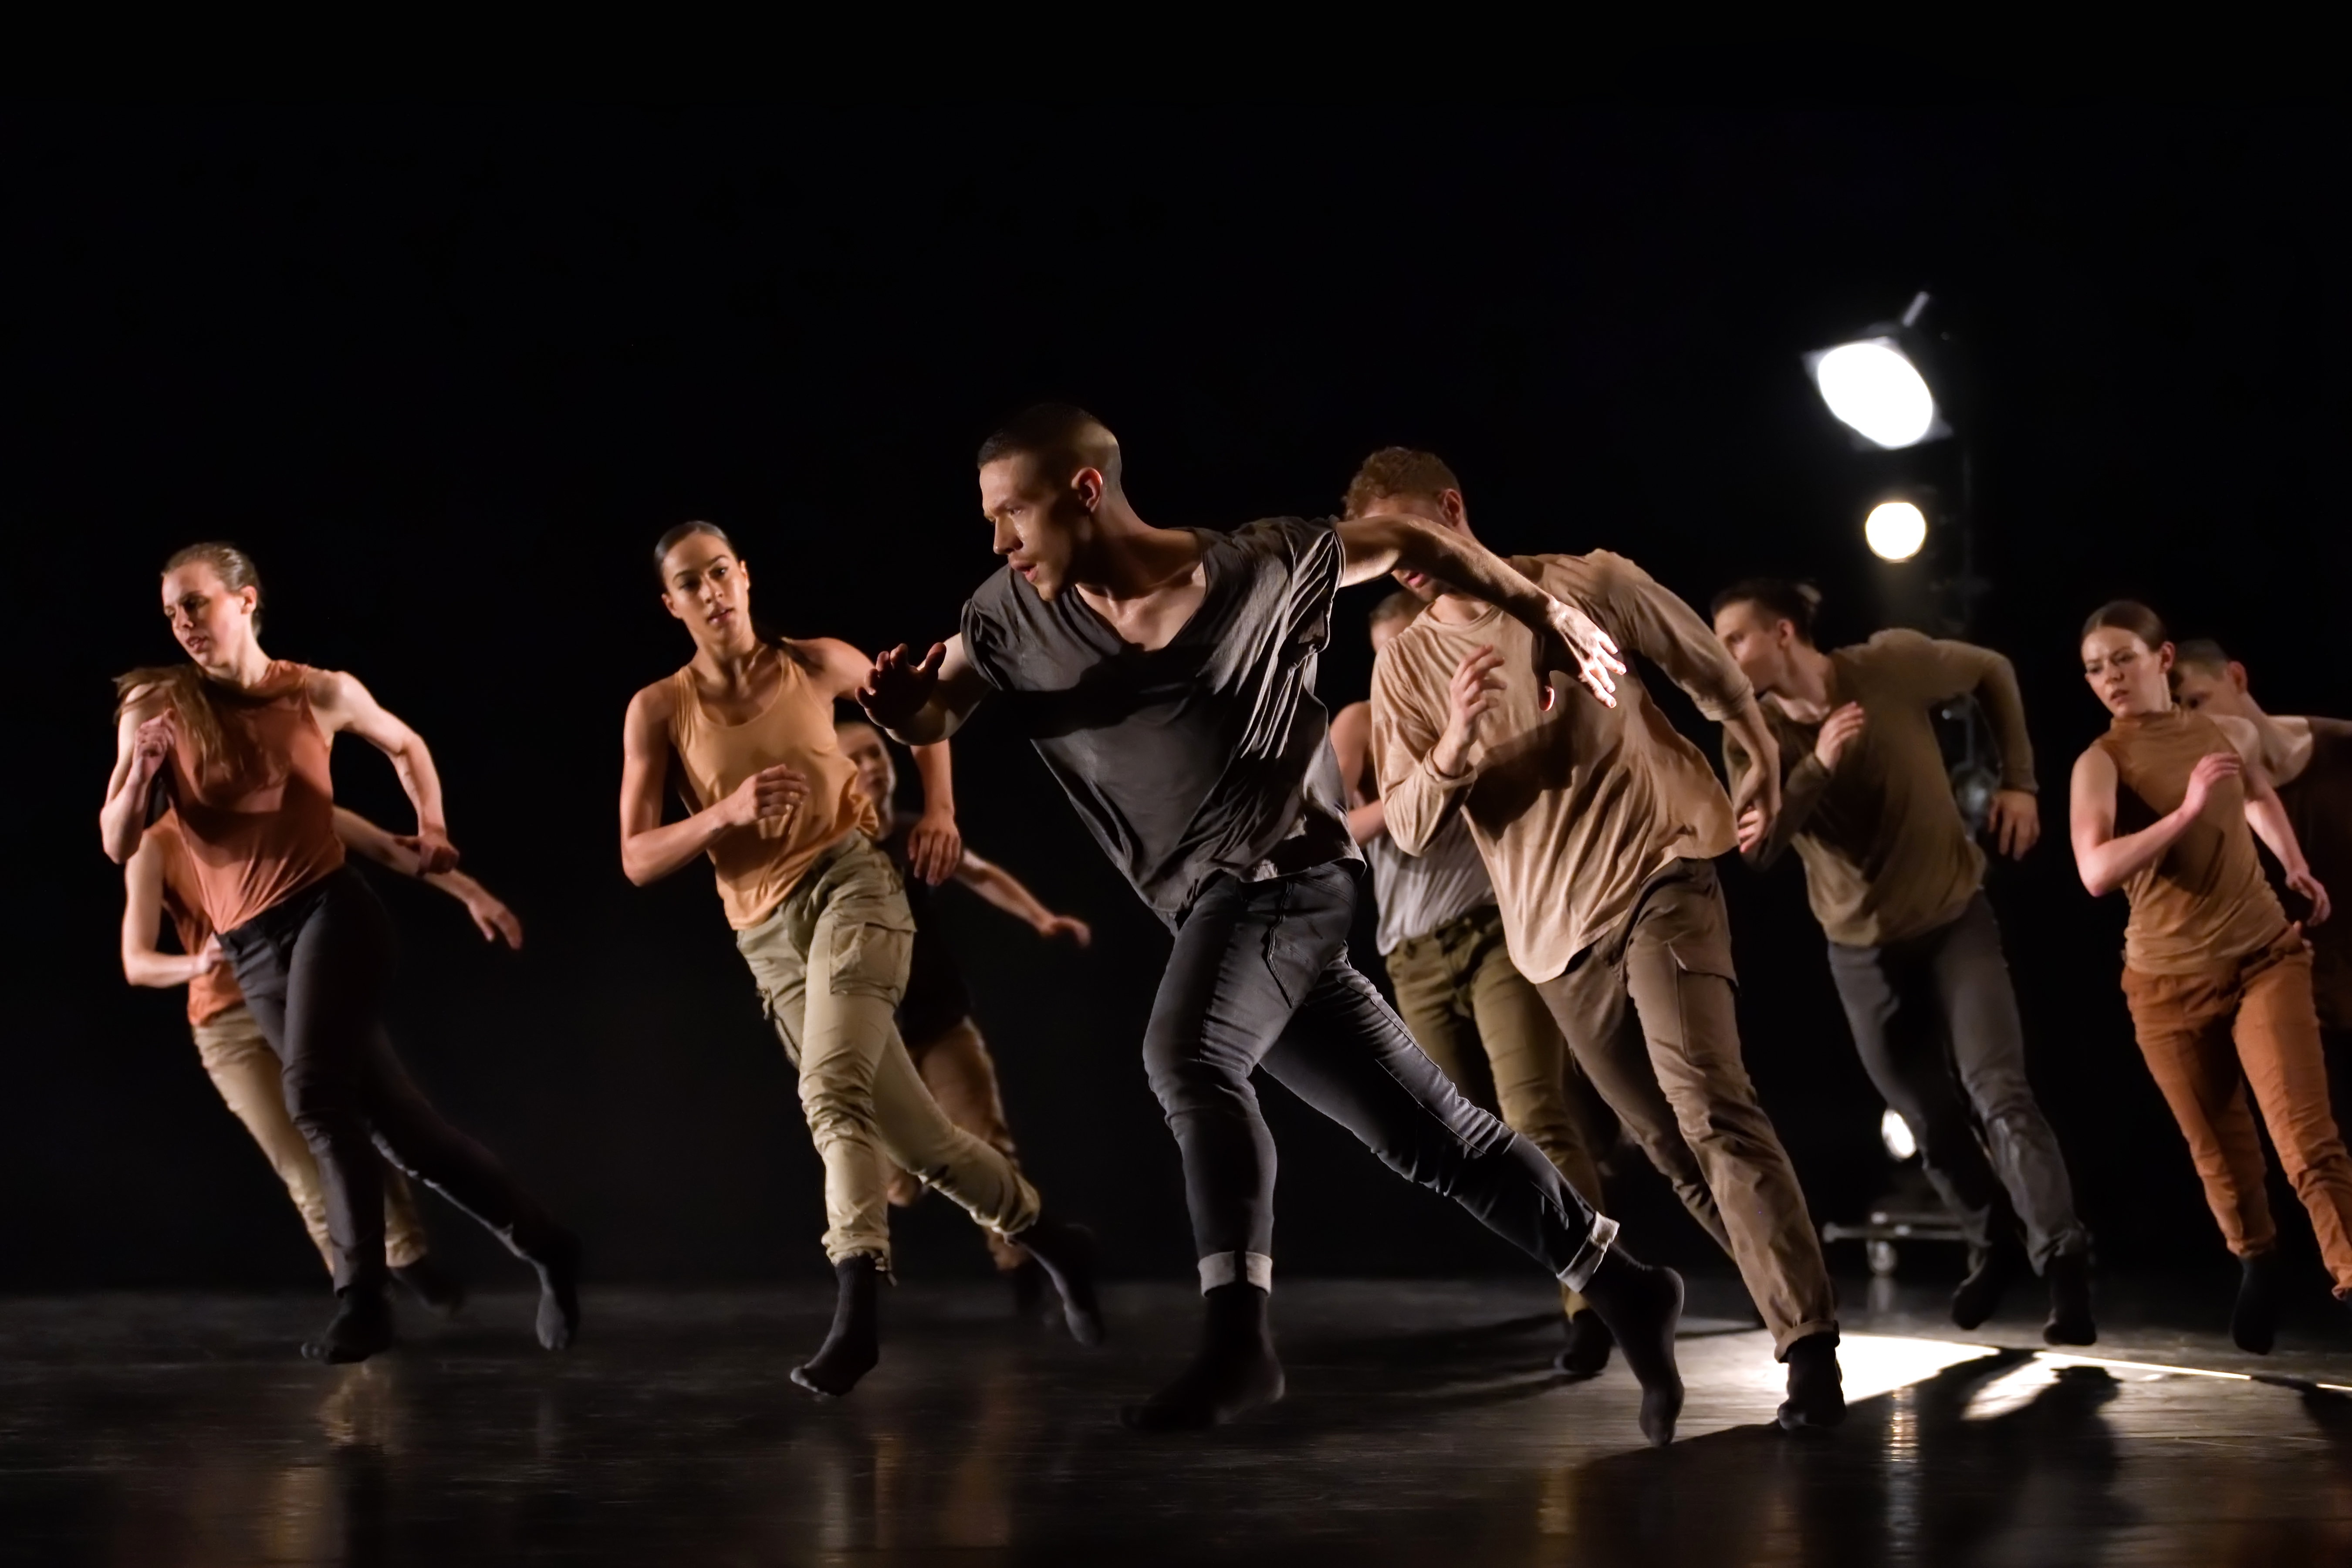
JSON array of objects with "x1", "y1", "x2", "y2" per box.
[
  {"x1": 961, "y1": 517, "x2": 1359, "y2": 923},
  {"x1": 1366, "y1": 816, "x2": 1497, "y2": 955}
]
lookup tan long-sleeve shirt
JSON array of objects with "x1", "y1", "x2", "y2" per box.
[
  {"x1": 1369, "y1": 550, "x2": 1751, "y2": 984},
  {"x1": 1726, "y1": 630, "x2": 2037, "y2": 948}
]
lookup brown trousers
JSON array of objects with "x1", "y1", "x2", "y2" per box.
[
  {"x1": 1535, "y1": 858, "x2": 1838, "y2": 1356},
  {"x1": 885, "y1": 1017, "x2": 1031, "y2": 1273},
  {"x1": 190, "y1": 1003, "x2": 430, "y2": 1272},
  {"x1": 2124, "y1": 930, "x2": 2352, "y2": 1295},
  {"x1": 1386, "y1": 905, "x2": 1616, "y2": 1317}
]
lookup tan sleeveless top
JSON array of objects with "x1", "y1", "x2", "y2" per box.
[
  {"x1": 666, "y1": 649, "x2": 876, "y2": 929},
  {"x1": 2095, "y1": 706, "x2": 2286, "y2": 974},
  {"x1": 147, "y1": 813, "x2": 246, "y2": 1025},
  {"x1": 165, "y1": 661, "x2": 346, "y2": 934}
]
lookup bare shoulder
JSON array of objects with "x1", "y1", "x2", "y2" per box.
[
  {"x1": 301, "y1": 666, "x2": 370, "y2": 718},
  {"x1": 2209, "y1": 713, "x2": 2262, "y2": 759},
  {"x1": 798, "y1": 636, "x2": 871, "y2": 681},
  {"x1": 117, "y1": 679, "x2": 172, "y2": 721},
  {"x1": 2071, "y1": 743, "x2": 2117, "y2": 785},
  {"x1": 1330, "y1": 700, "x2": 1372, "y2": 749},
  {"x1": 626, "y1": 676, "x2": 679, "y2": 730}
]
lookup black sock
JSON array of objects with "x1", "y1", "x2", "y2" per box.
[
  {"x1": 2043, "y1": 1250, "x2": 2097, "y2": 1347},
  {"x1": 2233, "y1": 1252, "x2": 2281, "y2": 1355},
  {"x1": 1952, "y1": 1241, "x2": 2019, "y2": 1331},
  {"x1": 1554, "y1": 1308, "x2": 1615, "y2": 1379},
  {"x1": 1580, "y1": 1247, "x2": 1685, "y2": 1447},
  {"x1": 392, "y1": 1255, "x2": 468, "y2": 1319},
  {"x1": 304, "y1": 1285, "x2": 395, "y2": 1365},
  {"x1": 793, "y1": 1256, "x2": 883, "y2": 1399},
  {"x1": 1120, "y1": 1281, "x2": 1283, "y2": 1431},
  {"x1": 1008, "y1": 1214, "x2": 1104, "y2": 1346},
  {"x1": 1778, "y1": 1329, "x2": 1845, "y2": 1433},
  {"x1": 530, "y1": 1229, "x2": 582, "y2": 1352}
]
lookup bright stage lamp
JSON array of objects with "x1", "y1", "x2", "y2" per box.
[
  {"x1": 1880, "y1": 1108, "x2": 1919, "y2": 1162},
  {"x1": 1808, "y1": 339, "x2": 1940, "y2": 449},
  {"x1": 1865, "y1": 500, "x2": 1928, "y2": 562}
]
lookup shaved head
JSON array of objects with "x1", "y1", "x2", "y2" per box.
[{"x1": 977, "y1": 402, "x2": 1123, "y2": 493}]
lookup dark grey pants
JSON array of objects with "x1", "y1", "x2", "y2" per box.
[
  {"x1": 1826, "y1": 893, "x2": 2090, "y2": 1270},
  {"x1": 221, "y1": 868, "x2": 565, "y2": 1294},
  {"x1": 1142, "y1": 861, "x2": 1613, "y2": 1293}
]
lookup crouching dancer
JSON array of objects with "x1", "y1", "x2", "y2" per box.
[{"x1": 860, "y1": 406, "x2": 1687, "y2": 1442}]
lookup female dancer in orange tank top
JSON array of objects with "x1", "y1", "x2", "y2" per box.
[
  {"x1": 2068, "y1": 599, "x2": 2350, "y2": 1352},
  {"x1": 100, "y1": 542, "x2": 580, "y2": 1363},
  {"x1": 618, "y1": 521, "x2": 1103, "y2": 1398}
]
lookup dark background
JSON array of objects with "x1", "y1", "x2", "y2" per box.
[{"x1": 4, "y1": 107, "x2": 2345, "y2": 1295}]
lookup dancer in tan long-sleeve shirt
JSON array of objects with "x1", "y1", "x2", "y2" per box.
[
  {"x1": 2071, "y1": 600, "x2": 2349, "y2": 1353},
  {"x1": 1354, "y1": 448, "x2": 1845, "y2": 1433}
]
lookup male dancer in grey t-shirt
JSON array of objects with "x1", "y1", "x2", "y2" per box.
[{"x1": 861, "y1": 404, "x2": 1689, "y2": 1441}]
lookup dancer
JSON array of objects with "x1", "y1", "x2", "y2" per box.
[
  {"x1": 1328, "y1": 590, "x2": 1621, "y2": 1377},
  {"x1": 618, "y1": 521, "x2": 1102, "y2": 1399},
  {"x1": 835, "y1": 716, "x2": 1092, "y2": 1308},
  {"x1": 1710, "y1": 579, "x2": 2095, "y2": 1342},
  {"x1": 861, "y1": 405, "x2": 1689, "y2": 1442},
  {"x1": 99, "y1": 542, "x2": 581, "y2": 1363},
  {"x1": 122, "y1": 805, "x2": 526, "y2": 1308},
  {"x1": 1355, "y1": 448, "x2": 1847, "y2": 1432},
  {"x1": 2071, "y1": 600, "x2": 2351, "y2": 1352},
  {"x1": 2173, "y1": 640, "x2": 2352, "y2": 1102}
]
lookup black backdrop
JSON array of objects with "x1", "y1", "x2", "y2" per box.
[{"x1": 5, "y1": 107, "x2": 2347, "y2": 1291}]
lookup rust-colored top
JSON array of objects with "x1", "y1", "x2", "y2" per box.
[
  {"x1": 2274, "y1": 716, "x2": 2352, "y2": 1028},
  {"x1": 163, "y1": 661, "x2": 346, "y2": 935},
  {"x1": 2095, "y1": 706, "x2": 2286, "y2": 975},
  {"x1": 666, "y1": 650, "x2": 877, "y2": 930},
  {"x1": 145, "y1": 813, "x2": 246, "y2": 1025},
  {"x1": 1371, "y1": 551, "x2": 1750, "y2": 983}
]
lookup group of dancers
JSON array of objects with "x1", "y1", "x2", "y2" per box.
[{"x1": 98, "y1": 405, "x2": 2350, "y2": 1448}]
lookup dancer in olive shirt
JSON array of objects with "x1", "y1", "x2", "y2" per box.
[
  {"x1": 1711, "y1": 579, "x2": 2094, "y2": 1342},
  {"x1": 1357, "y1": 447, "x2": 1846, "y2": 1433}
]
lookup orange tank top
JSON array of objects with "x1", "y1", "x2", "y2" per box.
[
  {"x1": 164, "y1": 660, "x2": 346, "y2": 934},
  {"x1": 2095, "y1": 706, "x2": 2287, "y2": 974},
  {"x1": 666, "y1": 647, "x2": 877, "y2": 929},
  {"x1": 145, "y1": 813, "x2": 246, "y2": 1025}
]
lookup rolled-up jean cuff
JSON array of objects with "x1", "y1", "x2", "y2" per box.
[
  {"x1": 1198, "y1": 1250, "x2": 1274, "y2": 1294},
  {"x1": 1556, "y1": 1214, "x2": 1619, "y2": 1293}
]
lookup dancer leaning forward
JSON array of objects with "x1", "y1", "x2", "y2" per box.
[
  {"x1": 618, "y1": 522, "x2": 1103, "y2": 1399},
  {"x1": 858, "y1": 406, "x2": 1689, "y2": 1443}
]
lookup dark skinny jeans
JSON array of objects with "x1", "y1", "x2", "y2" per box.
[
  {"x1": 1142, "y1": 861, "x2": 1613, "y2": 1293},
  {"x1": 1826, "y1": 893, "x2": 2090, "y2": 1271},
  {"x1": 219, "y1": 868, "x2": 564, "y2": 1294}
]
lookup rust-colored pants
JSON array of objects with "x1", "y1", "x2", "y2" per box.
[
  {"x1": 2123, "y1": 930, "x2": 2352, "y2": 1296},
  {"x1": 885, "y1": 1017, "x2": 1031, "y2": 1273},
  {"x1": 1536, "y1": 858, "x2": 1839, "y2": 1357}
]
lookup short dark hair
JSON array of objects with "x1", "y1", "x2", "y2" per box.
[
  {"x1": 1344, "y1": 448, "x2": 1462, "y2": 520},
  {"x1": 1369, "y1": 589, "x2": 1424, "y2": 633},
  {"x1": 976, "y1": 403, "x2": 1122, "y2": 487},
  {"x1": 2173, "y1": 637, "x2": 2232, "y2": 673},
  {"x1": 2081, "y1": 599, "x2": 2169, "y2": 649},
  {"x1": 652, "y1": 520, "x2": 734, "y2": 581},
  {"x1": 1710, "y1": 578, "x2": 1822, "y2": 643}
]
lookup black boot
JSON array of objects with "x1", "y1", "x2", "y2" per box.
[
  {"x1": 530, "y1": 1229, "x2": 583, "y2": 1351},
  {"x1": 1952, "y1": 1240, "x2": 2021, "y2": 1331},
  {"x1": 2043, "y1": 1250, "x2": 2097, "y2": 1346},
  {"x1": 1578, "y1": 1249, "x2": 1685, "y2": 1447},
  {"x1": 303, "y1": 1284, "x2": 395, "y2": 1364},
  {"x1": 2233, "y1": 1251, "x2": 2282, "y2": 1355},
  {"x1": 391, "y1": 1255, "x2": 468, "y2": 1319},
  {"x1": 1007, "y1": 1214, "x2": 1104, "y2": 1347},
  {"x1": 793, "y1": 1256, "x2": 883, "y2": 1399},
  {"x1": 1553, "y1": 1309, "x2": 1616, "y2": 1379},
  {"x1": 1120, "y1": 1282, "x2": 1283, "y2": 1431},
  {"x1": 1008, "y1": 1256, "x2": 1049, "y2": 1319},
  {"x1": 1778, "y1": 1330, "x2": 1845, "y2": 1433}
]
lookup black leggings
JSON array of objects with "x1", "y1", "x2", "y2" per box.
[
  {"x1": 1142, "y1": 861, "x2": 1612, "y2": 1291},
  {"x1": 220, "y1": 868, "x2": 561, "y2": 1292}
]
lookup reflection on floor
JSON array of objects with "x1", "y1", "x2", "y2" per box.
[{"x1": 2, "y1": 1275, "x2": 2349, "y2": 1565}]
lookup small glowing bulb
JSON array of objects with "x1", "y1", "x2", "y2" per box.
[
  {"x1": 1865, "y1": 501, "x2": 1928, "y2": 562},
  {"x1": 1880, "y1": 1107, "x2": 1919, "y2": 1161}
]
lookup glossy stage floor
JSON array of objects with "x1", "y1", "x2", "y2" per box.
[{"x1": 3, "y1": 1272, "x2": 2349, "y2": 1565}]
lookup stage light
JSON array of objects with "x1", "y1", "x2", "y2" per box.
[
  {"x1": 1807, "y1": 339, "x2": 1943, "y2": 449},
  {"x1": 1865, "y1": 500, "x2": 1928, "y2": 562},
  {"x1": 1880, "y1": 1108, "x2": 1918, "y2": 1162}
]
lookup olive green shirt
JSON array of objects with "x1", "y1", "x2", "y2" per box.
[{"x1": 1725, "y1": 630, "x2": 2035, "y2": 948}]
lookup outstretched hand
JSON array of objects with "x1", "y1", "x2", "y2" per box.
[
  {"x1": 1986, "y1": 788, "x2": 2041, "y2": 860},
  {"x1": 1038, "y1": 913, "x2": 1092, "y2": 947},
  {"x1": 465, "y1": 891, "x2": 526, "y2": 949},
  {"x1": 2288, "y1": 868, "x2": 2333, "y2": 928},
  {"x1": 859, "y1": 642, "x2": 946, "y2": 731},
  {"x1": 904, "y1": 807, "x2": 963, "y2": 886},
  {"x1": 1535, "y1": 597, "x2": 1626, "y2": 711}
]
